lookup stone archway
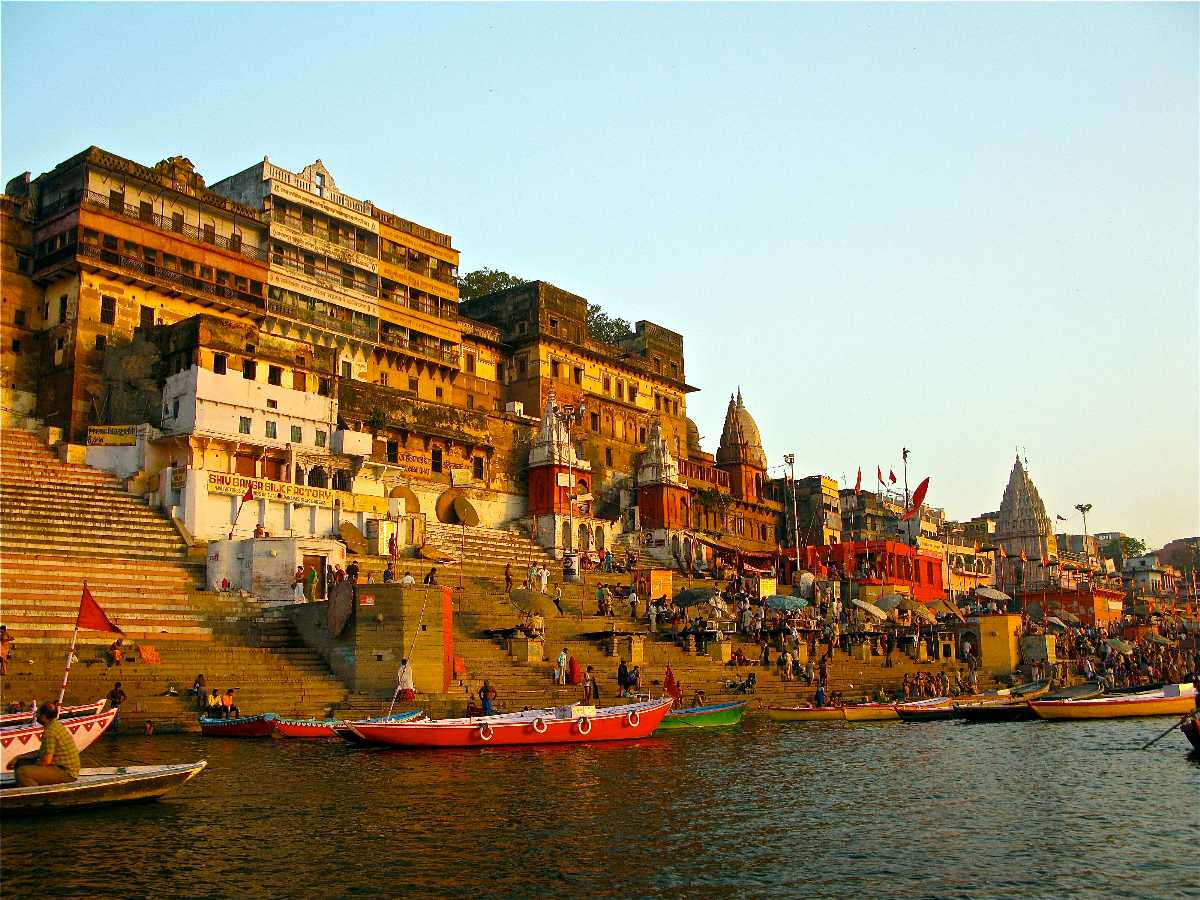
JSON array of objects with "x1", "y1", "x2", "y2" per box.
[
  {"x1": 594, "y1": 526, "x2": 605, "y2": 551},
  {"x1": 307, "y1": 466, "x2": 328, "y2": 488},
  {"x1": 578, "y1": 523, "x2": 591, "y2": 551},
  {"x1": 561, "y1": 519, "x2": 573, "y2": 551}
]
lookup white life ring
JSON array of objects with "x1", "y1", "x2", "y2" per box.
[
  {"x1": 531, "y1": 717, "x2": 547, "y2": 734},
  {"x1": 479, "y1": 723, "x2": 494, "y2": 742},
  {"x1": 626, "y1": 709, "x2": 641, "y2": 728},
  {"x1": 576, "y1": 716, "x2": 592, "y2": 735}
]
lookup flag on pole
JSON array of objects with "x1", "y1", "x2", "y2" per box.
[
  {"x1": 663, "y1": 664, "x2": 682, "y2": 706},
  {"x1": 77, "y1": 585, "x2": 123, "y2": 635},
  {"x1": 998, "y1": 544, "x2": 1007, "y2": 559},
  {"x1": 242, "y1": 484, "x2": 255, "y2": 503},
  {"x1": 901, "y1": 477, "x2": 929, "y2": 521},
  {"x1": 1020, "y1": 550, "x2": 1028, "y2": 563},
  {"x1": 854, "y1": 467, "x2": 862, "y2": 497},
  {"x1": 1055, "y1": 514, "x2": 1067, "y2": 521},
  {"x1": 877, "y1": 466, "x2": 885, "y2": 486},
  {"x1": 1041, "y1": 554, "x2": 1050, "y2": 567},
  {"x1": 889, "y1": 470, "x2": 897, "y2": 484}
]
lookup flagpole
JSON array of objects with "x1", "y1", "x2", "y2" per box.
[{"x1": 57, "y1": 582, "x2": 86, "y2": 707}]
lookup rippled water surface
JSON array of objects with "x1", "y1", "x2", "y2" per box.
[{"x1": 3, "y1": 716, "x2": 1197, "y2": 898}]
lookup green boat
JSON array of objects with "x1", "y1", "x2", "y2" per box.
[{"x1": 657, "y1": 700, "x2": 748, "y2": 730}]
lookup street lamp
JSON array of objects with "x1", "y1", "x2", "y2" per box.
[
  {"x1": 783, "y1": 454, "x2": 801, "y2": 581},
  {"x1": 1075, "y1": 503, "x2": 1093, "y2": 565}
]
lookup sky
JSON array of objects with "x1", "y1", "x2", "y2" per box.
[{"x1": 2, "y1": 2, "x2": 1196, "y2": 547}]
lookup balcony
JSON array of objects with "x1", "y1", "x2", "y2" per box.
[
  {"x1": 378, "y1": 328, "x2": 460, "y2": 365},
  {"x1": 266, "y1": 296, "x2": 377, "y2": 341},
  {"x1": 77, "y1": 242, "x2": 264, "y2": 310},
  {"x1": 271, "y1": 254, "x2": 379, "y2": 301},
  {"x1": 382, "y1": 289, "x2": 458, "y2": 322},
  {"x1": 82, "y1": 191, "x2": 267, "y2": 263},
  {"x1": 380, "y1": 251, "x2": 458, "y2": 287}
]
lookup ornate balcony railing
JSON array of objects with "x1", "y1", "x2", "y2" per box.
[
  {"x1": 82, "y1": 191, "x2": 268, "y2": 262},
  {"x1": 266, "y1": 296, "x2": 378, "y2": 341},
  {"x1": 77, "y1": 243, "x2": 264, "y2": 309}
]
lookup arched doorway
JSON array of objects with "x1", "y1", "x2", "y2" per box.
[
  {"x1": 578, "y1": 523, "x2": 591, "y2": 551},
  {"x1": 683, "y1": 537, "x2": 693, "y2": 568},
  {"x1": 561, "y1": 520, "x2": 573, "y2": 551},
  {"x1": 670, "y1": 534, "x2": 681, "y2": 561},
  {"x1": 594, "y1": 526, "x2": 605, "y2": 551}
]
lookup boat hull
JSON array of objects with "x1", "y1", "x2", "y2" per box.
[
  {"x1": 843, "y1": 704, "x2": 899, "y2": 722},
  {"x1": 657, "y1": 701, "x2": 747, "y2": 730},
  {"x1": 896, "y1": 698, "x2": 955, "y2": 722},
  {"x1": 349, "y1": 699, "x2": 673, "y2": 748},
  {"x1": 954, "y1": 701, "x2": 1036, "y2": 722},
  {"x1": 1182, "y1": 715, "x2": 1200, "y2": 751},
  {"x1": 0, "y1": 762, "x2": 206, "y2": 814},
  {"x1": 199, "y1": 713, "x2": 277, "y2": 737},
  {"x1": 0, "y1": 700, "x2": 106, "y2": 728},
  {"x1": 1031, "y1": 687, "x2": 1196, "y2": 720},
  {"x1": 767, "y1": 706, "x2": 845, "y2": 722},
  {"x1": 1, "y1": 709, "x2": 118, "y2": 771},
  {"x1": 275, "y1": 710, "x2": 424, "y2": 739}
]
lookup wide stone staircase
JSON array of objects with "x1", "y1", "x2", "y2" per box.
[{"x1": 0, "y1": 426, "x2": 351, "y2": 730}]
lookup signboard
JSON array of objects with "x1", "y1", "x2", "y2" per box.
[
  {"x1": 358, "y1": 593, "x2": 376, "y2": 608},
  {"x1": 556, "y1": 472, "x2": 576, "y2": 488},
  {"x1": 206, "y1": 471, "x2": 334, "y2": 508},
  {"x1": 449, "y1": 467, "x2": 472, "y2": 487},
  {"x1": 87, "y1": 425, "x2": 136, "y2": 446},
  {"x1": 171, "y1": 468, "x2": 186, "y2": 491}
]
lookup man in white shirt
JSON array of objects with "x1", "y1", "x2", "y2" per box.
[
  {"x1": 627, "y1": 589, "x2": 639, "y2": 620},
  {"x1": 538, "y1": 565, "x2": 549, "y2": 594},
  {"x1": 395, "y1": 658, "x2": 416, "y2": 701},
  {"x1": 400, "y1": 571, "x2": 416, "y2": 586}
]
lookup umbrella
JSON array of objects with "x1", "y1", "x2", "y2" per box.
[
  {"x1": 675, "y1": 588, "x2": 717, "y2": 607},
  {"x1": 875, "y1": 594, "x2": 904, "y2": 612},
  {"x1": 1045, "y1": 616, "x2": 1068, "y2": 631},
  {"x1": 932, "y1": 599, "x2": 966, "y2": 623},
  {"x1": 1105, "y1": 638, "x2": 1134, "y2": 655},
  {"x1": 509, "y1": 589, "x2": 558, "y2": 617},
  {"x1": 1052, "y1": 609, "x2": 1081, "y2": 625},
  {"x1": 851, "y1": 598, "x2": 887, "y2": 621},
  {"x1": 897, "y1": 597, "x2": 923, "y2": 613},
  {"x1": 975, "y1": 586, "x2": 1011, "y2": 602},
  {"x1": 910, "y1": 605, "x2": 937, "y2": 625},
  {"x1": 1144, "y1": 633, "x2": 1173, "y2": 646},
  {"x1": 765, "y1": 595, "x2": 808, "y2": 612}
]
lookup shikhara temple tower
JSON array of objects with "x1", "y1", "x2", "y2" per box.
[
  {"x1": 995, "y1": 454, "x2": 1058, "y2": 583},
  {"x1": 635, "y1": 419, "x2": 689, "y2": 530},
  {"x1": 716, "y1": 389, "x2": 768, "y2": 502}
]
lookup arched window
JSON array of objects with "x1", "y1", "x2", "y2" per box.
[
  {"x1": 307, "y1": 467, "x2": 328, "y2": 488},
  {"x1": 561, "y1": 520, "x2": 573, "y2": 551}
]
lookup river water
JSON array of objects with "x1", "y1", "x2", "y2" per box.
[{"x1": 2, "y1": 716, "x2": 1196, "y2": 898}]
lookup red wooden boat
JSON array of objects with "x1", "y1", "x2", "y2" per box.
[
  {"x1": 199, "y1": 713, "x2": 277, "y2": 738},
  {"x1": 348, "y1": 698, "x2": 673, "y2": 749},
  {"x1": 1, "y1": 708, "x2": 118, "y2": 771},
  {"x1": 274, "y1": 710, "x2": 424, "y2": 739}
]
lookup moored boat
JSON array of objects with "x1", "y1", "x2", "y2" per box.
[
  {"x1": 953, "y1": 699, "x2": 1036, "y2": 723},
  {"x1": 348, "y1": 698, "x2": 672, "y2": 748},
  {"x1": 0, "y1": 699, "x2": 106, "y2": 728},
  {"x1": 275, "y1": 709, "x2": 424, "y2": 739},
  {"x1": 1030, "y1": 684, "x2": 1196, "y2": 721},
  {"x1": 199, "y1": 713, "x2": 277, "y2": 737},
  {"x1": 896, "y1": 698, "x2": 956, "y2": 722},
  {"x1": 1, "y1": 761, "x2": 206, "y2": 815},
  {"x1": 1182, "y1": 713, "x2": 1200, "y2": 752},
  {"x1": 1, "y1": 708, "x2": 118, "y2": 771},
  {"x1": 843, "y1": 703, "x2": 899, "y2": 722},
  {"x1": 767, "y1": 705, "x2": 845, "y2": 722},
  {"x1": 657, "y1": 700, "x2": 747, "y2": 730},
  {"x1": 1041, "y1": 681, "x2": 1103, "y2": 701}
]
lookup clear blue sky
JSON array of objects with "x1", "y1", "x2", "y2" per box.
[{"x1": 3, "y1": 2, "x2": 1196, "y2": 547}]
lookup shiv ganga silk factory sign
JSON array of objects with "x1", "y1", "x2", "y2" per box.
[{"x1": 206, "y1": 471, "x2": 335, "y2": 507}]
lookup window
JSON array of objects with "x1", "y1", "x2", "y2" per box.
[
  {"x1": 516, "y1": 356, "x2": 527, "y2": 377},
  {"x1": 318, "y1": 378, "x2": 331, "y2": 397},
  {"x1": 139, "y1": 200, "x2": 153, "y2": 221},
  {"x1": 172, "y1": 399, "x2": 180, "y2": 419},
  {"x1": 265, "y1": 421, "x2": 277, "y2": 439},
  {"x1": 291, "y1": 425, "x2": 302, "y2": 443},
  {"x1": 293, "y1": 371, "x2": 306, "y2": 391},
  {"x1": 379, "y1": 372, "x2": 389, "y2": 387},
  {"x1": 590, "y1": 412, "x2": 600, "y2": 431},
  {"x1": 93, "y1": 335, "x2": 105, "y2": 351},
  {"x1": 266, "y1": 399, "x2": 278, "y2": 410},
  {"x1": 472, "y1": 457, "x2": 484, "y2": 480},
  {"x1": 465, "y1": 352, "x2": 476, "y2": 374},
  {"x1": 602, "y1": 375, "x2": 611, "y2": 393},
  {"x1": 573, "y1": 367, "x2": 583, "y2": 385},
  {"x1": 213, "y1": 353, "x2": 227, "y2": 375},
  {"x1": 171, "y1": 212, "x2": 184, "y2": 233},
  {"x1": 516, "y1": 321, "x2": 527, "y2": 335},
  {"x1": 341, "y1": 361, "x2": 352, "y2": 379},
  {"x1": 386, "y1": 440, "x2": 399, "y2": 463},
  {"x1": 14, "y1": 309, "x2": 25, "y2": 326},
  {"x1": 435, "y1": 386, "x2": 444, "y2": 400},
  {"x1": 549, "y1": 317, "x2": 558, "y2": 334},
  {"x1": 11, "y1": 339, "x2": 21, "y2": 352},
  {"x1": 242, "y1": 360, "x2": 256, "y2": 380},
  {"x1": 202, "y1": 223, "x2": 215, "y2": 243},
  {"x1": 466, "y1": 394, "x2": 474, "y2": 409},
  {"x1": 605, "y1": 447, "x2": 613, "y2": 467},
  {"x1": 315, "y1": 172, "x2": 325, "y2": 197},
  {"x1": 58, "y1": 295, "x2": 68, "y2": 322},
  {"x1": 100, "y1": 296, "x2": 116, "y2": 325},
  {"x1": 239, "y1": 416, "x2": 252, "y2": 435},
  {"x1": 315, "y1": 429, "x2": 327, "y2": 448},
  {"x1": 16, "y1": 255, "x2": 31, "y2": 274},
  {"x1": 615, "y1": 380, "x2": 624, "y2": 400},
  {"x1": 268, "y1": 365, "x2": 282, "y2": 386},
  {"x1": 408, "y1": 376, "x2": 418, "y2": 392},
  {"x1": 639, "y1": 427, "x2": 646, "y2": 442},
  {"x1": 628, "y1": 385, "x2": 639, "y2": 403},
  {"x1": 431, "y1": 448, "x2": 443, "y2": 473},
  {"x1": 140, "y1": 305, "x2": 155, "y2": 330}
]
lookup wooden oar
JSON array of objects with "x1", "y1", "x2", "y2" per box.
[{"x1": 1141, "y1": 713, "x2": 1193, "y2": 750}]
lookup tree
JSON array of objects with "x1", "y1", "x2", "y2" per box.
[
  {"x1": 1103, "y1": 535, "x2": 1146, "y2": 563},
  {"x1": 586, "y1": 303, "x2": 635, "y2": 346},
  {"x1": 458, "y1": 268, "x2": 526, "y2": 301}
]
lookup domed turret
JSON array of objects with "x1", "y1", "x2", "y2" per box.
[
  {"x1": 685, "y1": 417, "x2": 702, "y2": 456},
  {"x1": 716, "y1": 389, "x2": 767, "y2": 470}
]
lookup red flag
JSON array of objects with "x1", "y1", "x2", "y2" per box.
[
  {"x1": 854, "y1": 467, "x2": 862, "y2": 496},
  {"x1": 1020, "y1": 550, "x2": 1028, "y2": 563},
  {"x1": 889, "y1": 470, "x2": 897, "y2": 484},
  {"x1": 998, "y1": 544, "x2": 1007, "y2": 559},
  {"x1": 901, "y1": 476, "x2": 929, "y2": 521},
  {"x1": 1055, "y1": 514, "x2": 1067, "y2": 521},
  {"x1": 77, "y1": 585, "x2": 123, "y2": 635},
  {"x1": 877, "y1": 466, "x2": 885, "y2": 486},
  {"x1": 1041, "y1": 554, "x2": 1050, "y2": 567},
  {"x1": 663, "y1": 665, "x2": 682, "y2": 706},
  {"x1": 242, "y1": 484, "x2": 255, "y2": 502}
]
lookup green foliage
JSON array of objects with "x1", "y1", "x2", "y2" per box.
[
  {"x1": 367, "y1": 408, "x2": 388, "y2": 433},
  {"x1": 1103, "y1": 535, "x2": 1147, "y2": 561},
  {"x1": 458, "y1": 268, "x2": 526, "y2": 301},
  {"x1": 586, "y1": 303, "x2": 635, "y2": 346}
]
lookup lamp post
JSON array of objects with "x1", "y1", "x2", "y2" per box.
[
  {"x1": 1075, "y1": 503, "x2": 1093, "y2": 567},
  {"x1": 784, "y1": 454, "x2": 800, "y2": 583}
]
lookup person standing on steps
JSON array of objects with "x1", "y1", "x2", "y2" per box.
[
  {"x1": 617, "y1": 659, "x2": 630, "y2": 698},
  {"x1": 552, "y1": 584, "x2": 564, "y2": 616},
  {"x1": 479, "y1": 680, "x2": 497, "y2": 716},
  {"x1": 627, "y1": 588, "x2": 639, "y2": 620},
  {"x1": 504, "y1": 563, "x2": 513, "y2": 593},
  {"x1": 346, "y1": 560, "x2": 360, "y2": 602},
  {"x1": 555, "y1": 647, "x2": 569, "y2": 685},
  {"x1": 293, "y1": 566, "x2": 307, "y2": 603},
  {"x1": 107, "y1": 681, "x2": 127, "y2": 730},
  {"x1": 538, "y1": 565, "x2": 549, "y2": 595}
]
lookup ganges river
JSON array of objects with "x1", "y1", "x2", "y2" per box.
[{"x1": 3, "y1": 715, "x2": 1197, "y2": 898}]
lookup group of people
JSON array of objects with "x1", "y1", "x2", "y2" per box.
[{"x1": 901, "y1": 669, "x2": 976, "y2": 700}]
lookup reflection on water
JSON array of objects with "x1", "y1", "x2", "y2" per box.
[{"x1": 2, "y1": 717, "x2": 1197, "y2": 898}]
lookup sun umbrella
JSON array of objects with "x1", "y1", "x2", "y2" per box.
[
  {"x1": 851, "y1": 598, "x2": 887, "y2": 621},
  {"x1": 1144, "y1": 633, "x2": 1173, "y2": 646},
  {"x1": 1045, "y1": 616, "x2": 1068, "y2": 630},
  {"x1": 910, "y1": 605, "x2": 937, "y2": 625},
  {"x1": 932, "y1": 599, "x2": 966, "y2": 623},
  {"x1": 675, "y1": 587, "x2": 717, "y2": 607},
  {"x1": 1105, "y1": 637, "x2": 1134, "y2": 655},
  {"x1": 765, "y1": 595, "x2": 808, "y2": 612},
  {"x1": 897, "y1": 597, "x2": 923, "y2": 613},
  {"x1": 1052, "y1": 609, "x2": 1081, "y2": 625},
  {"x1": 974, "y1": 586, "x2": 1011, "y2": 603},
  {"x1": 875, "y1": 594, "x2": 904, "y2": 612},
  {"x1": 509, "y1": 589, "x2": 558, "y2": 617}
]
